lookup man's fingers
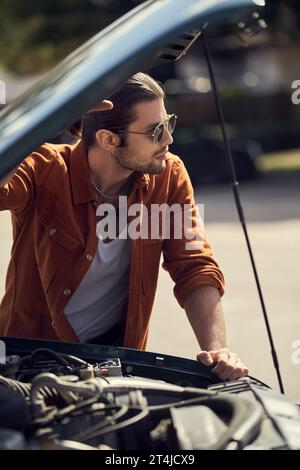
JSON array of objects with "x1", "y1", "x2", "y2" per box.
[
  {"x1": 210, "y1": 352, "x2": 231, "y2": 374},
  {"x1": 210, "y1": 351, "x2": 248, "y2": 380},
  {"x1": 219, "y1": 364, "x2": 249, "y2": 381},
  {"x1": 226, "y1": 367, "x2": 248, "y2": 381},
  {"x1": 216, "y1": 360, "x2": 249, "y2": 381},
  {"x1": 197, "y1": 349, "x2": 249, "y2": 381},
  {"x1": 197, "y1": 351, "x2": 214, "y2": 366}
]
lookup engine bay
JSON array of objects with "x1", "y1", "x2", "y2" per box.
[{"x1": 0, "y1": 338, "x2": 299, "y2": 450}]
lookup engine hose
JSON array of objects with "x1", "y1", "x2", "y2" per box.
[
  {"x1": 192, "y1": 395, "x2": 263, "y2": 450},
  {"x1": 0, "y1": 376, "x2": 31, "y2": 398},
  {"x1": 30, "y1": 373, "x2": 103, "y2": 417},
  {"x1": 148, "y1": 393, "x2": 263, "y2": 449},
  {"x1": 21, "y1": 349, "x2": 74, "y2": 373}
]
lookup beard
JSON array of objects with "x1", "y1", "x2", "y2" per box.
[{"x1": 113, "y1": 147, "x2": 166, "y2": 175}]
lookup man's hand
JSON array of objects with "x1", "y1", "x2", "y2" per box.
[{"x1": 197, "y1": 348, "x2": 249, "y2": 381}]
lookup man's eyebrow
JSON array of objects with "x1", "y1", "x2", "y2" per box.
[
  {"x1": 143, "y1": 121, "x2": 160, "y2": 132},
  {"x1": 144, "y1": 116, "x2": 168, "y2": 132}
]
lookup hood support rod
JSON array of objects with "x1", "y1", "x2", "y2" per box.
[{"x1": 202, "y1": 29, "x2": 284, "y2": 394}]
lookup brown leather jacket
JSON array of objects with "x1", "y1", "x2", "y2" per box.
[{"x1": 0, "y1": 140, "x2": 224, "y2": 349}]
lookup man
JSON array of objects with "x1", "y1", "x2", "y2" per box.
[{"x1": 0, "y1": 72, "x2": 248, "y2": 381}]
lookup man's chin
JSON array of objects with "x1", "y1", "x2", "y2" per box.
[{"x1": 143, "y1": 160, "x2": 166, "y2": 175}]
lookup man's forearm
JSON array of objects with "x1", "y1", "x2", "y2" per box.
[{"x1": 184, "y1": 285, "x2": 227, "y2": 351}]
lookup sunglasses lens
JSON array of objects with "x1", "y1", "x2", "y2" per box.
[
  {"x1": 154, "y1": 115, "x2": 177, "y2": 143},
  {"x1": 154, "y1": 123, "x2": 165, "y2": 144},
  {"x1": 168, "y1": 114, "x2": 177, "y2": 134}
]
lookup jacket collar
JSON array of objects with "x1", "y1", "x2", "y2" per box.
[
  {"x1": 70, "y1": 139, "x2": 150, "y2": 205},
  {"x1": 134, "y1": 172, "x2": 150, "y2": 190}
]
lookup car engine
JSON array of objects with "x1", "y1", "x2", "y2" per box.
[{"x1": 0, "y1": 342, "x2": 299, "y2": 451}]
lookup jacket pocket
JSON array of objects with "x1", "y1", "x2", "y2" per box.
[
  {"x1": 39, "y1": 208, "x2": 83, "y2": 253},
  {"x1": 36, "y1": 209, "x2": 84, "y2": 292}
]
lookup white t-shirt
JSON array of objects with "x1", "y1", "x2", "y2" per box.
[{"x1": 64, "y1": 229, "x2": 131, "y2": 342}]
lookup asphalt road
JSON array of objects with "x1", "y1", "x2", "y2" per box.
[{"x1": 0, "y1": 171, "x2": 299, "y2": 402}]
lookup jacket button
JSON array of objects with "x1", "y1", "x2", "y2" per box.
[
  {"x1": 49, "y1": 228, "x2": 56, "y2": 236},
  {"x1": 86, "y1": 254, "x2": 93, "y2": 262},
  {"x1": 64, "y1": 288, "x2": 71, "y2": 296}
]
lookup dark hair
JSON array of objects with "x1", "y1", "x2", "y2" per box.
[{"x1": 68, "y1": 72, "x2": 165, "y2": 149}]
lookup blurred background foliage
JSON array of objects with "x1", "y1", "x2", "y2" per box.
[
  {"x1": 0, "y1": 0, "x2": 144, "y2": 75},
  {"x1": 0, "y1": 0, "x2": 299, "y2": 76}
]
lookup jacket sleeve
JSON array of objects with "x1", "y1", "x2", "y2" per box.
[
  {"x1": 162, "y1": 158, "x2": 225, "y2": 308},
  {"x1": 0, "y1": 145, "x2": 56, "y2": 215}
]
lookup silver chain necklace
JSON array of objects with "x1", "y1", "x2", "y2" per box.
[
  {"x1": 90, "y1": 177, "x2": 118, "y2": 200},
  {"x1": 91, "y1": 173, "x2": 135, "y2": 201}
]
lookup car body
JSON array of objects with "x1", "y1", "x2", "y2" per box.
[
  {"x1": 0, "y1": 0, "x2": 299, "y2": 451},
  {"x1": 172, "y1": 135, "x2": 261, "y2": 183}
]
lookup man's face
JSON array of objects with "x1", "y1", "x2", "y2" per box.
[{"x1": 113, "y1": 98, "x2": 174, "y2": 174}]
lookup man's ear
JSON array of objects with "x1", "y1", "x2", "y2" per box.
[{"x1": 95, "y1": 129, "x2": 121, "y2": 151}]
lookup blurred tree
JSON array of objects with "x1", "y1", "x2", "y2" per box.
[
  {"x1": 0, "y1": 0, "x2": 300, "y2": 76},
  {"x1": 0, "y1": 0, "x2": 143, "y2": 75}
]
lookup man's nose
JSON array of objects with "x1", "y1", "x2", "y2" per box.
[{"x1": 162, "y1": 126, "x2": 174, "y2": 146}]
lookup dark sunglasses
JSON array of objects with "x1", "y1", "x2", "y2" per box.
[{"x1": 118, "y1": 114, "x2": 177, "y2": 144}]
